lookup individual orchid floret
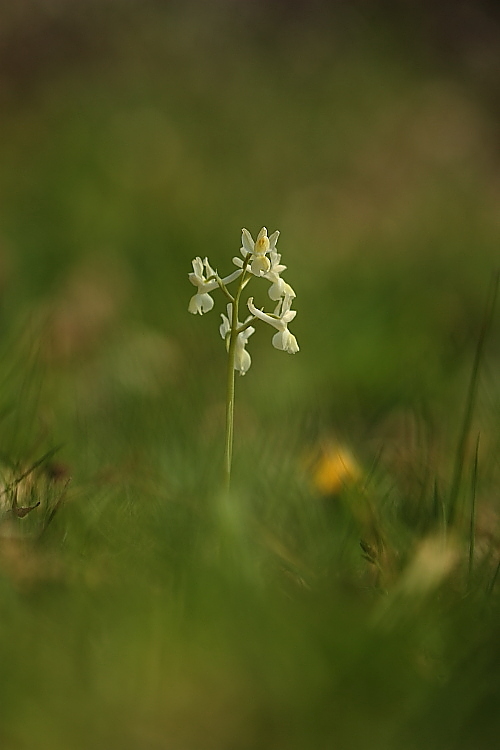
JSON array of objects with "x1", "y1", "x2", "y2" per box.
[
  {"x1": 247, "y1": 293, "x2": 299, "y2": 354},
  {"x1": 188, "y1": 256, "x2": 241, "y2": 315},
  {"x1": 234, "y1": 239, "x2": 294, "y2": 300},
  {"x1": 263, "y1": 250, "x2": 296, "y2": 301},
  {"x1": 188, "y1": 257, "x2": 217, "y2": 314},
  {"x1": 237, "y1": 227, "x2": 280, "y2": 276},
  {"x1": 220, "y1": 304, "x2": 255, "y2": 375}
]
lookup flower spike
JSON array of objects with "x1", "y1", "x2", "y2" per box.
[{"x1": 187, "y1": 227, "x2": 298, "y2": 490}]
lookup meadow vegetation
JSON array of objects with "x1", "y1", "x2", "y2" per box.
[{"x1": 0, "y1": 2, "x2": 500, "y2": 748}]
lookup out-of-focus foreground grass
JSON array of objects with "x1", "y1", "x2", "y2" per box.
[{"x1": 1, "y1": 1, "x2": 500, "y2": 748}]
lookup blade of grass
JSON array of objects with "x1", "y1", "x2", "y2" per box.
[
  {"x1": 468, "y1": 433, "x2": 480, "y2": 580},
  {"x1": 486, "y1": 558, "x2": 500, "y2": 598},
  {"x1": 38, "y1": 476, "x2": 71, "y2": 538},
  {"x1": 448, "y1": 271, "x2": 499, "y2": 527}
]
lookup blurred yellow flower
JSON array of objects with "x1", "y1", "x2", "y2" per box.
[{"x1": 311, "y1": 442, "x2": 361, "y2": 495}]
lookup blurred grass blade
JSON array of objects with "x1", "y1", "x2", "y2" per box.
[
  {"x1": 448, "y1": 271, "x2": 499, "y2": 527},
  {"x1": 468, "y1": 432, "x2": 480, "y2": 580},
  {"x1": 486, "y1": 559, "x2": 500, "y2": 597},
  {"x1": 38, "y1": 477, "x2": 71, "y2": 538}
]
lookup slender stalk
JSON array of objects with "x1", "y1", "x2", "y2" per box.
[
  {"x1": 223, "y1": 303, "x2": 238, "y2": 494},
  {"x1": 223, "y1": 257, "x2": 250, "y2": 493}
]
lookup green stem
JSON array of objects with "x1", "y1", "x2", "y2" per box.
[
  {"x1": 223, "y1": 257, "x2": 250, "y2": 493},
  {"x1": 216, "y1": 276, "x2": 235, "y2": 302},
  {"x1": 223, "y1": 302, "x2": 238, "y2": 494},
  {"x1": 236, "y1": 317, "x2": 257, "y2": 335}
]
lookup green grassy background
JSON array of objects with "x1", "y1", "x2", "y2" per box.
[{"x1": 1, "y1": 2, "x2": 500, "y2": 748}]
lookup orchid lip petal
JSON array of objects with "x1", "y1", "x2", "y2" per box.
[
  {"x1": 251, "y1": 255, "x2": 271, "y2": 276},
  {"x1": 268, "y1": 282, "x2": 284, "y2": 301},
  {"x1": 272, "y1": 329, "x2": 299, "y2": 354},
  {"x1": 189, "y1": 292, "x2": 214, "y2": 315}
]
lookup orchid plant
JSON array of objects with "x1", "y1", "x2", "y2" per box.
[{"x1": 188, "y1": 227, "x2": 299, "y2": 491}]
